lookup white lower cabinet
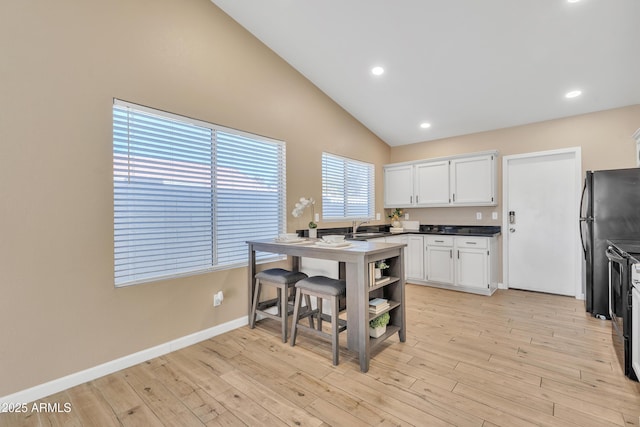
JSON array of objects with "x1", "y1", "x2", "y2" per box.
[
  {"x1": 455, "y1": 237, "x2": 489, "y2": 290},
  {"x1": 300, "y1": 258, "x2": 339, "y2": 279},
  {"x1": 406, "y1": 235, "x2": 425, "y2": 281},
  {"x1": 425, "y1": 236, "x2": 454, "y2": 284},
  {"x1": 301, "y1": 233, "x2": 498, "y2": 295},
  {"x1": 407, "y1": 234, "x2": 497, "y2": 295}
]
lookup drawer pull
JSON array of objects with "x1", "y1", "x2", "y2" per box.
[
  {"x1": 435, "y1": 240, "x2": 444, "y2": 243},
  {"x1": 466, "y1": 241, "x2": 477, "y2": 245}
]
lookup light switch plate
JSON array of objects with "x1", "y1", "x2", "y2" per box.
[
  {"x1": 376, "y1": 213, "x2": 381, "y2": 220},
  {"x1": 405, "y1": 213, "x2": 409, "y2": 220}
]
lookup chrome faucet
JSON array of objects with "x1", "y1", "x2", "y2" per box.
[{"x1": 352, "y1": 220, "x2": 370, "y2": 234}]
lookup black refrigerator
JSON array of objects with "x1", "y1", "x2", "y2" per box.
[{"x1": 580, "y1": 168, "x2": 640, "y2": 318}]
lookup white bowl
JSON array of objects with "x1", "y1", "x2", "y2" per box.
[
  {"x1": 279, "y1": 233, "x2": 299, "y2": 240},
  {"x1": 322, "y1": 234, "x2": 345, "y2": 243}
]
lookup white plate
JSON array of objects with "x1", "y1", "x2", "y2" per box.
[
  {"x1": 315, "y1": 241, "x2": 352, "y2": 248},
  {"x1": 275, "y1": 238, "x2": 306, "y2": 244}
]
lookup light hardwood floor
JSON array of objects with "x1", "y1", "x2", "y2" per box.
[{"x1": 3, "y1": 284, "x2": 640, "y2": 426}]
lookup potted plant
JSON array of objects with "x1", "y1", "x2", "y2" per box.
[
  {"x1": 388, "y1": 208, "x2": 403, "y2": 228},
  {"x1": 292, "y1": 197, "x2": 318, "y2": 237},
  {"x1": 375, "y1": 260, "x2": 389, "y2": 279},
  {"x1": 369, "y1": 312, "x2": 390, "y2": 338}
]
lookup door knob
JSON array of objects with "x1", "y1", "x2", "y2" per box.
[{"x1": 509, "y1": 228, "x2": 516, "y2": 233}]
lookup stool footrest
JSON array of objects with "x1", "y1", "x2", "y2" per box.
[
  {"x1": 319, "y1": 313, "x2": 347, "y2": 332},
  {"x1": 294, "y1": 307, "x2": 319, "y2": 319},
  {"x1": 293, "y1": 323, "x2": 333, "y2": 341},
  {"x1": 256, "y1": 297, "x2": 294, "y2": 312},
  {"x1": 256, "y1": 311, "x2": 286, "y2": 322},
  {"x1": 256, "y1": 298, "x2": 279, "y2": 311}
]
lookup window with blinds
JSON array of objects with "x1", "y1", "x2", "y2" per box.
[
  {"x1": 321, "y1": 152, "x2": 375, "y2": 220},
  {"x1": 113, "y1": 100, "x2": 286, "y2": 287}
]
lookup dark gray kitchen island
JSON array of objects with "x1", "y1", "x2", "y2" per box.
[{"x1": 247, "y1": 238, "x2": 406, "y2": 372}]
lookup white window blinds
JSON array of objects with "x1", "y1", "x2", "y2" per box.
[
  {"x1": 113, "y1": 100, "x2": 285, "y2": 286},
  {"x1": 214, "y1": 131, "x2": 286, "y2": 266},
  {"x1": 321, "y1": 152, "x2": 375, "y2": 220}
]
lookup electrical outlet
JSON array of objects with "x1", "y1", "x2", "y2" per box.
[
  {"x1": 314, "y1": 213, "x2": 320, "y2": 222},
  {"x1": 213, "y1": 291, "x2": 224, "y2": 307},
  {"x1": 404, "y1": 213, "x2": 409, "y2": 220},
  {"x1": 376, "y1": 212, "x2": 381, "y2": 220},
  {"x1": 492, "y1": 212, "x2": 498, "y2": 220},
  {"x1": 476, "y1": 212, "x2": 482, "y2": 220}
]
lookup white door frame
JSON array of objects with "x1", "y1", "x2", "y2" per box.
[{"x1": 502, "y1": 147, "x2": 583, "y2": 299}]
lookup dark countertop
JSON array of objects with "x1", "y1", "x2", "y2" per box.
[
  {"x1": 299, "y1": 224, "x2": 501, "y2": 240},
  {"x1": 411, "y1": 225, "x2": 501, "y2": 237}
]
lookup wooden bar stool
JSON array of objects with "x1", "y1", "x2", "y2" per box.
[
  {"x1": 249, "y1": 268, "x2": 311, "y2": 342},
  {"x1": 290, "y1": 276, "x2": 347, "y2": 366}
]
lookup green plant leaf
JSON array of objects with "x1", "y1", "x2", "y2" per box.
[{"x1": 369, "y1": 312, "x2": 390, "y2": 328}]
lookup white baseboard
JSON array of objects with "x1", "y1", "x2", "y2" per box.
[
  {"x1": 497, "y1": 282, "x2": 586, "y2": 301},
  {"x1": 0, "y1": 316, "x2": 248, "y2": 407}
]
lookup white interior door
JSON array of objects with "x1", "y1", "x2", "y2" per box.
[{"x1": 504, "y1": 148, "x2": 581, "y2": 296}]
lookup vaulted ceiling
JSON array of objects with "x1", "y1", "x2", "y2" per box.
[{"x1": 211, "y1": 0, "x2": 640, "y2": 146}]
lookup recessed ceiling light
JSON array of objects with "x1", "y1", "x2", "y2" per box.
[
  {"x1": 420, "y1": 122, "x2": 431, "y2": 129},
  {"x1": 371, "y1": 66, "x2": 384, "y2": 76},
  {"x1": 565, "y1": 90, "x2": 582, "y2": 99}
]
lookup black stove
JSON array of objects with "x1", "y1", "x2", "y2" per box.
[
  {"x1": 608, "y1": 240, "x2": 640, "y2": 261},
  {"x1": 606, "y1": 240, "x2": 640, "y2": 381}
]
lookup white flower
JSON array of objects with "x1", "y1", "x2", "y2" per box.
[{"x1": 291, "y1": 197, "x2": 315, "y2": 219}]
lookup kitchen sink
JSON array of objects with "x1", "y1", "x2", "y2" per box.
[{"x1": 348, "y1": 232, "x2": 386, "y2": 238}]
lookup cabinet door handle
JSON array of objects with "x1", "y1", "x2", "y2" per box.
[
  {"x1": 416, "y1": 195, "x2": 419, "y2": 204},
  {"x1": 452, "y1": 193, "x2": 456, "y2": 202},
  {"x1": 457, "y1": 250, "x2": 460, "y2": 259},
  {"x1": 450, "y1": 249, "x2": 452, "y2": 258},
  {"x1": 410, "y1": 196, "x2": 412, "y2": 204}
]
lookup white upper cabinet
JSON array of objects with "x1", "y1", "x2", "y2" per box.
[
  {"x1": 384, "y1": 151, "x2": 497, "y2": 208},
  {"x1": 384, "y1": 164, "x2": 414, "y2": 207},
  {"x1": 414, "y1": 161, "x2": 450, "y2": 206},
  {"x1": 450, "y1": 154, "x2": 496, "y2": 206}
]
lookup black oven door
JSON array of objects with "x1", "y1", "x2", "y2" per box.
[
  {"x1": 606, "y1": 245, "x2": 633, "y2": 377},
  {"x1": 607, "y1": 246, "x2": 627, "y2": 336}
]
